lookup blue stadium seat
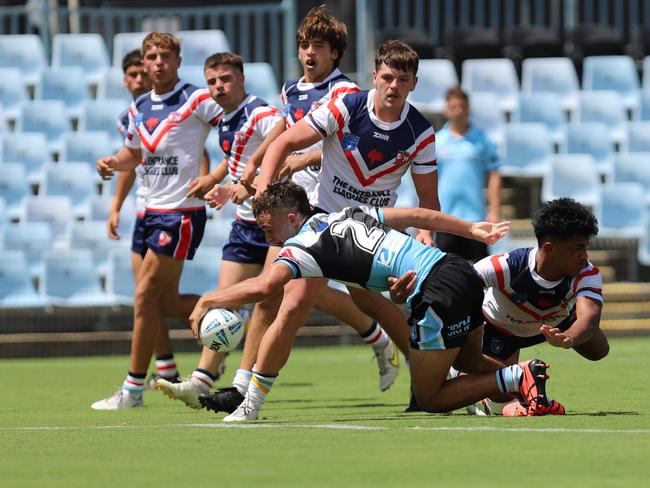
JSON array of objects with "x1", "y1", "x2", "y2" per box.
[
  {"x1": 0, "y1": 197, "x2": 5, "y2": 224},
  {"x1": 1, "y1": 221, "x2": 53, "y2": 279},
  {"x1": 61, "y1": 131, "x2": 115, "y2": 169},
  {"x1": 516, "y1": 93, "x2": 567, "y2": 148},
  {"x1": 51, "y1": 33, "x2": 110, "y2": 87},
  {"x1": 179, "y1": 246, "x2": 222, "y2": 295},
  {"x1": 36, "y1": 67, "x2": 91, "y2": 120},
  {"x1": 178, "y1": 64, "x2": 206, "y2": 88},
  {"x1": 105, "y1": 250, "x2": 135, "y2": 306},
  {"x1": 565, "y1": 123, "x2": 614, "y2": 178},
  {"x1": 0, "y1": 67, "x2": 29, "y2": 123},
  {"x1": 1, "y1": 132, "x2": 51, "y2": 186},
  {"x1": 638, "y1": 91, "x2": 650, "y2": 122},
  {"x1": 598, "y1": 183, "x2": 647, "y2": 239},
  {"x1": 0, "y1": 163, "x2": 30, "y2": 220},
  {"x1": 0, "y1": 250, "x2": 47, "y2": 309},
  {"x1": 40, "y1": 163, "x2": 97, "y2": 217},
  {"x1": 461, "y1": 58, "x2": 519, "y2": 113},
  {"x1": 176, "y1": 30, "x2": 231, "y2": 66},
  {"x1": 0, "y1": 34, "x2": 47, "y2": 88},
  {"x1": 79, "y1": 100, "x2": 129, "y2": 143},
  {"x1": 41, "y1": 249, "x2": 114, "y2": 307},
  {"x1": 541, "y1": 154, "x2": 601, "y2": 208},
  {"x1": 408, "y1": 59, "x2": 458, "y2": 114},
  {"x1": 243, "y1": 62, "x2": 282, "y2": 108},
  {"x1": 202, "y1": 218, "x2": 232, "y2": 248},
  {"x1": 467, "y1": 92, "x2": 506, "y2": 147},
  {"x1": 204, "y1": 130, "x2": 224, "y2": 164},
  {"x1": 626, "y1": 122, "x2": 650, "y2": 152},
  {"x1": 87, "y1": 194, "x2": 136, "y2": 238},
  {"x1": 613, "y1": 153, "x2": 650, "y2": 205},
  {"x1": 502, "y1": 123, "x2": 553, "y2": 177},
  {"x1": 644, "y1": 56, "x2": 650, "y2": 91},
  {"x1": 583, "y1": 56, "x2": 640, "y2": 115},
  {"x1": 521, "y1": 57, "x2": 580, "y2": 114},
  {"x1": 97, "y1": 67, "x2": 131, "y2": 102},
  {"x1": 578, "y1": 91, "x2": 628, "y2": 146},
  {"x1": 17, "y1": 101, "x2": 71, "y2": 155},
  {"x1": 112, "y1": 32, "x2": 147, "y2": 67},
  {"x1": 21, "y1": 195, "x2": 73, "y2": 242},
  {"x1": 68, "y1": 220, "x2": 127, "y2": 277}
]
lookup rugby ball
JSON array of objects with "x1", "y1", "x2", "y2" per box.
[{"x1": 200, "y1": 307, "x2": 245, "y2": 352}]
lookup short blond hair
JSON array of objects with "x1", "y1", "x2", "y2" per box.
[{"x1": 142, "y1": 32, "x2": 181, "y2": 57}]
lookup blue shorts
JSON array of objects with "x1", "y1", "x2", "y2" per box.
[
  {"x1": 131, "y1": 212, "x2": 145, "y2": 255},
  {"x1": 222, "y1": 219, "x2": 269, "y2": 265},
  {"x1": 142, "y1": 207, "x2": 206, "y2": 261}
]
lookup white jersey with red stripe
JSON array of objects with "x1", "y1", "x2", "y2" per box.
[
  {"x1": 281, "y1": 68, "x2": 359, "y2": 199},
  {"x1": 217, "y1": 94, "x2": 281, "y2": 221},
  {"x1": 474, "y1": 247, "x2": 603, "y2": 337},
  {"x1": 125, "y1": 80, "x2": 221, "y2": 210},
  {"x1": 305, "y1": 89, "x2": 437, "y2": 212}
]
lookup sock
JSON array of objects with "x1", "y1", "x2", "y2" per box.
[
  {"x1": 247, "y1": 365, "x2": 277, "y2": 409},
  {"x1": 155, "y1": 354, "x2": 179, "y2": 379},
  {"x1": 122, "y1": 371, "x2": 146, "y2": 397},
  {"x1": 191, "y1": 368, "x2": 216, "y2": 394},
  {"x1": 233, "y1": 369, "x2": 253, "y2": 395},
  {"x1": 495, "y1": 364, "x2": 523, "y2": 394},
  {"x1": 359, "y1": 322, "x2": 390, "y2": 352}
]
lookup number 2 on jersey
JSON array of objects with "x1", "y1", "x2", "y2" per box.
[{"x1": 330, "y1": 218, "x2": 385, "y2": 254}]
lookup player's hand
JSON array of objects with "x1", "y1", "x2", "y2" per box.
[
  {"x1": 277, "y1": 154, "x2": 308, "y2": 181},
  {"x1": 229, "y1": 182, "x2": 251, "y2": 205},
  {"x1": 96, "y1": 156, "x2": 117, "y2": 180},
  {"x1": 239, "y1": 162, "x2": 257, "y2": 193},
  {"x1": 470, "y1": 221, "x2": 511, "y2": 244},
  {"x1": 540, "y1": 324, "x2": 574, "y2": 349},
  {"x1": 204, "y1": 183, "x2": 232, "y2": 209},
  {"x1": 189, "y1": 300, "x2": 210, "y2": 339},
  {"x1": 415, "y1": 229, "x2": 434, "y2": 247},
  {"x1": 387, "y1": 270, "x2": 417, "y2": 304},
  {"x1": 187, "y1": 174, "x2": 217, "y2": 199},
  {"x1": 107, "y1": 209, "x2": 120, "y2": 240}
]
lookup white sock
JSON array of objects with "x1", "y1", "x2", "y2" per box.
[
  {"x1": 360, "y1": 322, "x2": 390, "y2": 352},
  {"x1": 233, "y1": 369, "x2": 253, "y2": 395}
]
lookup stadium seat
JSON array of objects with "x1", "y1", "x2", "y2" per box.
[
  {"x1": 467, "y1": 92, "x2": 506, "y2": 147},
  {"x1": 204, "y1": 130, "x2": 224, "y2": 165},
  {"x1": 0, "y1": 250, "x2": 47, "y2": 308},
  {"x1": 87, "y1": 194, "x2": 136, "y2": 238},
  {"x1": 502, "y1": 123, "x2": 553, "y2": 177},
  {"x1": 36, "y1": 67, "x2": 91, "y2": 120},
  {"x1": 1, "y1": 221, "x2": 53, "y2": 278},
  {"x1": 461, "y1": 58, "x2": 519, "y2": 113},
  {"x1": 0, "y1": 67, "x2": 29, "y2": 123},
  {"x1": 626, "y1": 122, "x2": 650, "y2": 152},
  {"x1": 68, "y1": 220, "x2": 127, "y2": 277},
  {"x1": 21, "y1": 195, "x2": 73, "y2": 242},
  {"x1": 612, "y1": 153, "x2": 650, "y2": 205},
  {"x1": 17, "y1": 101, "x2": 71, "y2": 155},
  {"x1": 638, "y1": 91, "x2": 650, "y2": 122},
  {"x1": 565, "y1": 123, "x2": 614, "y2": 178},
  {"x1": 521, "y1": 57, "x2": 580, "y2": 114},
  {"x1": 598, "y1": 182, "x2": 648, "y2": 239},
  {"x1": 175, "y1": 30, "x2": 231, "y2": 66},
  {"x1": 40, "y1": 163, "x2": 97, "y2": 217},
  {"x1": 541, "y1": 154, "x2": 601, "y2": 208},
  {"x1": 578, "y1": 91, "x2": 627, "y2": 146},
  {"x1": 243, "y1": 62, "x2": 282, "y2": 108},
  {"x1": 51, "y1": 33, "x2": 110, "y2": 87},
  {"x1": 582, "y1": 56, "x2": 640, "y2": 116},
  {"x1": 0, "y1": 197, "x2": 5, "y2": 224},
  {"x1": 79, "y1": 99, "x2": 129, "y2": 143},
  {"x1": 97, "y1": 67, "x2": 131, "y2": 102},
  {"x1": 202, "y1": 218, "x2": 232, "y2": 248},
  {"x1": 112, "y1": 32, "x2": 148, "y2": 67},
  {"x1": 407, "y1": 59, "x2": 458, "y2": 114},
  {"x1": 61, "y1": 131, "x2": 115, "y2": 170},
  {"x1": 178, "y1": 64, "x2": 206, "y2": 88},
  {"x1": 515, "y1": 93, "x2": 567, "y2": 148},
  {"x1": 0, "y1": 34, "x2": 47, "y2": 88},
  {"x1": 644, "y1": 56, "x2": 650, "y2": 91},
  {"x1": 0, "y1": 163, "x2": 30, "y2": 220},
  {"x1": 179, "y1": 246, "x2": 222, "y2": 295},
  {"x1": 40, "y1": 249, "x2": 114, "y2": 307},
  {"x1": 1, "y1": 132, "x2": 51, "y2": 186},
  {"x1": 105, "y1": 250, "x2": 135, "y2": 306}
]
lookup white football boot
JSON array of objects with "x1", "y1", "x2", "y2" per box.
[
  {"x1": 91, "y1": 389, "x2": 143, "y2": 410},
  {"x1": 156, "y1": 377, "x2": 206, "y2": 409},
  {"x1": 375, "y1": 340, "x2": 400, "y2": 391},
  {"x1": 222, "y1": 395, "x2": 260, "y2": 422}
]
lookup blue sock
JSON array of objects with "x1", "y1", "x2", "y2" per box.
[{"x1": 496, "y1": 364, "x2": 523, "y2": 393}]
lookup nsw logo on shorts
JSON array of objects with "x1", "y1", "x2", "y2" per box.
[{"x1": 158, "y1": 231, "x2": 172, "y2": 247}]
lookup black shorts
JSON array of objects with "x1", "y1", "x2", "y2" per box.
[
  {"x1": 409, "y1": 254, "x2": 485, "y2": 350},
  {"x1": 436, "y1": 232, "x2": 488, "y2": 263}
]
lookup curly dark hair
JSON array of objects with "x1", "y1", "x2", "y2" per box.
[
  {"x1": 533, "y1": 198, "x2": 599, "y2": 244},
  {"x1": 252, "y1": 182, "x2": 312, "y2": 219}
]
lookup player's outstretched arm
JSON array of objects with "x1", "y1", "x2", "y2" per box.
[
  {"x1": 412, "y1": 172, "x2": 440, "y2": 246},
  {"x1": 96, "y1": 146, "x2": 141, "y2": 179},
  {"x1": 189, "y1": 263, "x2": 293, "y2": 337},
  {"x1": 382, "y1": 207, "x2": 510, "y2": 244},
  {"x1": 541, "y1": 296, "x2": 603, "y2": 349}
]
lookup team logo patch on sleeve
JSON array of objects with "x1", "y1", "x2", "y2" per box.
[
  {"x1": 135, "y1": 113, "x2": 143, "y2": 127},
  {"x1": 283, "y1": 103, "x2": 291, "y2": 118},
  {"x1": 341, "y1": 133, "x2": 360, "y2": 151},
  {"x1": 278, "y1": 248, "x2": 299, "y2": 264}
]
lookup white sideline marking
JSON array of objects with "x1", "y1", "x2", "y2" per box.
[{"x1": 1, "y1": 424, "x2": 650, "y2": 434}]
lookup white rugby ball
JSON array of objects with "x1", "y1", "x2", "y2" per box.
[{"x1": 200, "y1": 307, "x2": 245, "y2": 352}]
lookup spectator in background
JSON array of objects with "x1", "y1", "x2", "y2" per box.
[{"x1": 435, "y1": 87, "x2": 502, "y2": 263}]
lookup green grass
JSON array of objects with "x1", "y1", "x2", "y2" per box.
[{"x1": 1, "y1": 337, "x2": 650, "y2": 487}]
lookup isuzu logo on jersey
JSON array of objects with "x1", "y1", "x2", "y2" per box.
[{"x1": 158, "y1": 231, "x2": 172, "y2": 246}]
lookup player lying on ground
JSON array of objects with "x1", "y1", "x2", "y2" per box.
[{"x1": 188, "y1": 182, "x2": 558, "y2": 422}]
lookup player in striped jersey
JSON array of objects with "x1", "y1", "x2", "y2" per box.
[
  {"x1": 472, "y1": 198, "x2": 609, "y2": 415},
  {"x1": 93, "y1": 33, "x2": 222, "y2": 410}
]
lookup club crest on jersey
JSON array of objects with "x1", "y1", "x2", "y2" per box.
[
  {"x1": 234, "y1": 131, "x2": 247, "y2": 146},
  {"x1": 158, "y1": 231, "x2": 172, "y2": 247},
  {"x1": 168, "y1": 111, "x2": 182, "y2": 124},
  {"x1": 395, "y1": 150, "x2": 413, "y2": 166},
  {"x1": 310, "y1": 101, "x2": 321, "y2": 112},
  {"x1": 341, "y1": 133, "x2": 360, "y2": 151},
  {"x1": 134, "y1": 113, "x2": 143, "y2": 127}
]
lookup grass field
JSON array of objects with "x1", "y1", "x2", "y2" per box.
[{"x1": 1, "y1": 337, "x2": 650, "y2": 487}]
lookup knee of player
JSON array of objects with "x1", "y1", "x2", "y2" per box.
[{"x1": 133, "y1": 281, "x2": 159, "y2": 306}]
